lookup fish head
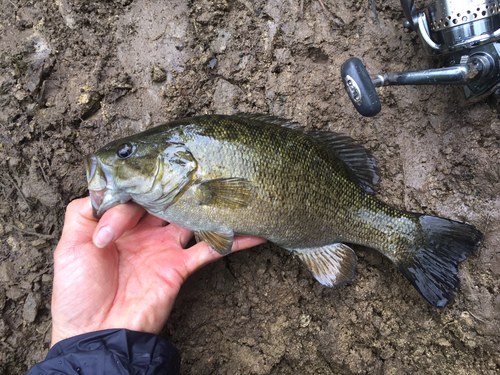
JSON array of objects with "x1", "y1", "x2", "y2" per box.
[{"x1": 84, "y1": 136, "x2": 197, "y2": 219}]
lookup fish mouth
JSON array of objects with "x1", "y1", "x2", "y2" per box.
[
  {"x1": 88, "y1": 189, "x2": 121, "y2": 219},
  {"x1": 84, "y1": 154, "x2": 128, "y2": 219}
]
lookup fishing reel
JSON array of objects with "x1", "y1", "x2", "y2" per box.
[{"x1": 341, "y1": 0, "x2": 500, "y2": 116}]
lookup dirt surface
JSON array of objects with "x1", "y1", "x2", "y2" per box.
[{"x1": 1, "y1": 0, "x2": 499, "y2": 374}]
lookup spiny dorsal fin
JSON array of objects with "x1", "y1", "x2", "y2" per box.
[
  {"x1": 294, "y1": 243, "x2": 358, "y2": 287},
  {"x1": 234, "y1": 113, "x2": 380, "y2": 193},
  {"x1": 196, "y1": 177, "x2": 254, "y2": 209},
  {"x1": 306, "y1": 131, "x2": 380, "y2": 193},
  {"x1": 234, "y1": 113, "x2": 304, "y2": 130},
  {"x1": 195, "y1": 230, "x2": 234, "y2": 255}
]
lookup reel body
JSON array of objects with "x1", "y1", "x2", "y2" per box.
[{"x1": 342, "y1": 0, "x2": 500, "y2": 116}]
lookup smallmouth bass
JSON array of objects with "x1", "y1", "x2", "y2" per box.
[{"x1": 84, "y1": 114, "x2": 483, "y2": 308}]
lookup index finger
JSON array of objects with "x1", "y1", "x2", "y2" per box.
[
  {"x1": 60, "y1": 197, "x2": 98, "y2": 239},
  {"x1": 180, "y1": 235, "x2": 267, "y2": 276},
  {"x1": 55, "y1": 197, "x2": 99, "y2": 258}
]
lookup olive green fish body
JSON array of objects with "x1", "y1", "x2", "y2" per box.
[
  {"x1": 145, "y1": 116, "x2": 416, "y2": 257},
  {"x1": 85, "y1": 114, "x2": 483, "y2": 308}
]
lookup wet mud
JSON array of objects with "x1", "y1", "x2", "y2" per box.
[{"x1": 0, "y1": 0, "x2": 499, "y2": 374}]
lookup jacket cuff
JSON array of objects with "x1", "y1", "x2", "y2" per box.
[{"x1": 26, "y1": 329, "x2": 180, "y2": 375}]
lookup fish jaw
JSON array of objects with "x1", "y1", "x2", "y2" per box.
[
  {"x1": 84, "y1": 154, "x2": 131, "y2": 219},
  {"x1": 88, "y1": 188, "x2": 131, "y2": 219}
]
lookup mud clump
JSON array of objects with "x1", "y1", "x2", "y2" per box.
[{"x1": 0, "y1": 0, "x2": 499, "y2": 374}]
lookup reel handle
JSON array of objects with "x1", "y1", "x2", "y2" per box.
[{"x1": 341, "y1": 58, "x2": 381, "y2": 117}]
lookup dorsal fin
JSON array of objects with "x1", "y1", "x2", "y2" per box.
[
  {"x1": 233, "y1": 113, "x2": 380, "y2": 193},
  {"x1": 233, "y1": 113, "x2": 304, "y2": 130},
  {"x1": 306, "y1": 131, "x2": 380, "y2": 193}
]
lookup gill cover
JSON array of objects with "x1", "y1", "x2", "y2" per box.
[{"x1": 136, "y1": 143, "x2": 198, "y2": 207}]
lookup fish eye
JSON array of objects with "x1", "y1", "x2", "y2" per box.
[{"x1": 117, "y1": 143, "x2": 134, "y2": 159}]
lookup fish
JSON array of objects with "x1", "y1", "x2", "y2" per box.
[{"x1": 84, "y1": 113, "x2": 483, "y2": 308}]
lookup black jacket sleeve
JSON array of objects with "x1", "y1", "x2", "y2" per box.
[{"x1": 26, "y1": 329, "x2": 180, "y2": 375}]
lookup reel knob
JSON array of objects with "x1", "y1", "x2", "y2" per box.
[{"x1": 341, "y1": 58, "x2": 381, "y2": 117}]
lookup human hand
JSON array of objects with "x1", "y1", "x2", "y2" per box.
[{"x1": 50, "y1": 197, "x2": 266, "y2": 346}]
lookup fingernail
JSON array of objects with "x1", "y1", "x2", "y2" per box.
[{"x1": 94, "y1": 226, "x2": 114, "y2": 248}]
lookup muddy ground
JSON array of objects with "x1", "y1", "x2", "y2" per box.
[{"x1": 0, "y1": 0, "x2": 499, "y2": 374}]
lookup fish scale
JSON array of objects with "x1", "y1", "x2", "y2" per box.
[{"x1": 85, "y1": 113, "x2": 483, "y2": 308}]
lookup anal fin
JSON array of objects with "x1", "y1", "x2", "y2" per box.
[
  {"x1": 294, "y1": 243, "x2": 358, "y2": 287},
  {"x1": 195, "y1": 230, "x2": 234, "y2": 255}
]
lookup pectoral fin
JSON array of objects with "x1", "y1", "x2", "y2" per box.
[
  {"x1": 294, "y1": 243, "x2": 357, "y2": 287},
  {"x1": 196, "y1": 178, "x2": 253, "y2": 209},
  {"x1": 195, "y1": 230, "x2": 234, "y2": 255}
]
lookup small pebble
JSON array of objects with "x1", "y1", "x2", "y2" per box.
[
  {"x1": 299, "y1": 314, "x2": 311, "y2": 328},
  {"x1": 151, "y1": 65, "x2": 167, "y2": 82},
  {"x1": 31, "y1": 238, "x2": 49, "y2": 249},
  {"x1": 23, "y1": 292, "x2": 41, "y2": 323},
  {"x1": 0, "y1": 261, "x2": 15, "y2": 283}
]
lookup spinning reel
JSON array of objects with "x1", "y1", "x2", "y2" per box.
[{"x1": 341, "y1": 0, "x2": 500, "y2": 116}]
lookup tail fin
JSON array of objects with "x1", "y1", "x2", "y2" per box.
[{"x1": 398, "y1": 215, "x2": 483, "y2": 308}]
